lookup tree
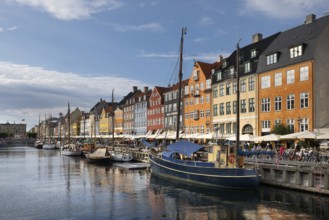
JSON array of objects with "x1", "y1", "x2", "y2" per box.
[{"x1": 271, "y1": 124, "x2": 291, "y2": 135}]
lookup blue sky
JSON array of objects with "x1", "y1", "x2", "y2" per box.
[{"x1": 1, "y1": 0, "x2": 329, "y2": 131}]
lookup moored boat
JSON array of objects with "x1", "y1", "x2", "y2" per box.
[
  {"x1": 110, "y1": 151, "x2": 133, "y2": 162},
  {"x1": 61, "y1": 143, "x2": 81, "y2": 156},
  {"x1": 85, "y1": 147, "x2": 111, "y2": 164},
  {"x1": 149, "y1": 141, "x2": 260, "y2": 189}
]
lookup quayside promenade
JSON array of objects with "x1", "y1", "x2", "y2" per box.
[{"x1": 246, "y1": 158, "x2": 329, "y2": 195}]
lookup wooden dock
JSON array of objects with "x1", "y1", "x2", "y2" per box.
[{"x1": 114, "y1": 162, "x2": 150, "y2": 170}]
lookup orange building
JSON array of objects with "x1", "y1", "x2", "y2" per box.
[
  {"x1": 257, "y1": 14, "x2": 329, "y2": 134},
  {"x1": 183, "y1": 61, "x2": 220, "y2": 137}
]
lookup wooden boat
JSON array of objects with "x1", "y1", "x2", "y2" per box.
[
  {"x1": 60, "y1": 103, "x2": 81, "y2": 156},
  {"x1": 110, "y1": 151, "x2": 133, "y2": 162},
  {"x1": 149, "y1": 28, "x2": 260, "y2": 190},
  {"x1": 85, "y1": 147, "x2": 111, "y2": 164},
  {"x1": 61, "y1": 143, "x2": 81, "y2": 156}
]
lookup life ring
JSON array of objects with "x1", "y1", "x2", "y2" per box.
[{"x1": 228, "y1": 155, "x2": 235, "y2": 164}]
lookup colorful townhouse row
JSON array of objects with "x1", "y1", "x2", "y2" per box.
[{"x1": 37, "y1": 14, "x2": 329, "y2": 140}]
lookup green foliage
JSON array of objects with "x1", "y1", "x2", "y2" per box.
[
  {"x1": 27, "y1": 132, "x2": 37, "y2": 138},
  {"x1": 271, "y1": 124, "x2": 291, "y2": 135}
]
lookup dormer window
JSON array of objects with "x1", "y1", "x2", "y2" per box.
[
  {"x1": 244, "y1": 62, "x2": 251, "y2": 73},
  {"x1": 217, "y1": 71, "x2": 222, "y2": 81},
  {"x1": 223, "y1": 61, "x2": 227, "y2": 68},
  {"x1": 229, "y1": 67, "x2": 234, "y2": 76},
  {"x1": 266, "y1": 53, "x2": 278, "y2": 65},
  {"x1": 251, "y1": 49, "x2": 257, "y2": 58},
  {"x1": 290, "y1": 45, "x2": 303, "y2": 58}
]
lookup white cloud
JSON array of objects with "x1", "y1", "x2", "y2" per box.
[
  {"x1": 111, "y1": 22, "x2": 165, "y2": 32},
  {"x1": 0, "y1": 61, "x2": 149, "y2": 129},
  {"x1": 240, "y1": 0, "x2": 329, "y2": 20},
  {"x1": 199, "y1": 16, "x2": 214, "y2": 26},
  {"x1": 8, "y1": 26, "x2": 17, "y2": 31},
  {"x1": 14, "y1": 0, "x2": 124, "y2": 20}
]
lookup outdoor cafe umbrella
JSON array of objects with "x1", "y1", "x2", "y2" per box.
[
  {"x1": 254, "y1": 134, "x2": 281, "y2": 142},
  {"x1": 280, "y1": 130, "x2": 323, "y2": 140}
]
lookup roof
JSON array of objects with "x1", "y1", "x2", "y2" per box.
[
  {"x1": 165, "y1": 140, "x2": 204, "y2": 156},
  {"x1": 257, "y1": 14, "x2": 329, "y2": 73}
]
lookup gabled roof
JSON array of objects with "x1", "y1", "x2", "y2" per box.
[
  {"x1": 195, "y1": 61, "x2": 221, "y2": 78},
  {"x1": 258, "y1": 14, "x2": 329, "y2": 73},
  {"x1": 212, "y1": 32, "x2": 280, "y2": 83}
]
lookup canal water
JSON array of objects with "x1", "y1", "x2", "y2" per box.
[{"x1": 0, "y1": 145, "x2": 328, "y2": 220}]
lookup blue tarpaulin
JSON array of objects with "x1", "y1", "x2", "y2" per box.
[{"x1": 165, "y1": 141, "x2": 204, "y2": 156}]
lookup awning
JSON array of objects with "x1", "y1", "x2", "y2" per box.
[{"x1": 166, "y1": 140, "x2": 204, "y2": 156}]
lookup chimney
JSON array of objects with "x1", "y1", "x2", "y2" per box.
[
  {"x1": 217, "y1": 55, "x2": 223, "y2": 62},
  {"x1": 144, "y1": 86, "x2": 149, "y2": 93},
  {"x1": 252, "y1": 33, "x2": 263, "y2": 43},
  {"x1": 133, "y1": 86, "x2": 138, "y2": 92},
  {"x1": 305, "y1": 14, "x2": 316, "y2": 24}
]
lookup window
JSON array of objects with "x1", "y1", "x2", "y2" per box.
[
  {"x1": 200, "y1": 110, "x2": 204, "y2": 118},
  {"x1": 213, "y1": 104, "x2": 218, "y2": 116},
  {"x1": 233, "y1": 82, "x2": 237, "y2": 94},
  {"x1": 185, "y1": 113, "x2": 188, "y2": 119},
  {"x1": 193, "y1": 70, "x2": 199, "y2": 81},
  {"x1": 194, "y1": 98, "x2": 199, "y2": 105},
  {"x1": 261, "y1": 98, "x2": 270, "y2": 112},
  {"x1": 213, "y1": 86, "x2": 218, "y2": 98},
  {"x1": 200, "y1": 96, "x2": 204, "y2": 104},
  {"x1": 206, "y1": 95, "x2": 210, "y2": 103},
  {"x1": 287, "y1": 94, "x2": 295, "y2": 110},
  {"x1": 206, "y1": 79, "x2": 211, "y2": 89},
  {"x1": 219, "y1": 103, "x2": 224, "y2": 115},
  {"x1": 219, "y1": 124, "x2": 224, "y2": 134},
  {"x1": 262, "y1": 120, "x2": 271, "y2": 132},
  {"x1": 226, "y1": 83, "x2": 231, "y2": 95},
  {"x1": 233, "y1": 101, "x2": 237, "y2": 114},
  {"x1": 287, "y1": 119, "x2": 295, "y2": 132},
  {"x1": 299, "y1": 118, "x2": 309, "y2": 132},
  {"x1": 300, "y1": 66, "x2": 309, "y2": 81},
  {"x1": 240, "y1": 79, "x2": 246, "y2": 92},
  {"x1": 226, "y1": 123, "x2": 232, "y2": 134},
  {"x1": 184, "y1": 86, "x2": 189, "y2": 95},
  {"x1": 251, "y1": 49, "x2": 257, "y2": 58},
  {"x1": 244, "y1": 62, "x2": 251, "y2": 73},
  {"x1": 300, "y1": 92, "x2": 309, "y2": 108},
  {"x1": 226, "y1": 102, "x2": 231, "y2": 114},
  {"x1": 217, "y1": 71, "x2": 222, "y2": 81},
  {"x1": 249, "y1": 98, "x2": 255, "y2": 112},
  {"x1": 274, "y1": 119, "x2": 282, "y2": 126},
  {"x1": 274, "y1": 73, "x2": 282, "y2": 86},
  {"x1": 248, "y1": 77, "x2": 255, "y2": 91},
  {"x1": 190, "y1": 84, "x2": 194, "y2": 93},
  {"x1": 287, "y1": 70, "x2": 295, "y2": 84},
  {"x1": 274, "y1": 96, "x2": 282, "y2": 111},
  {"x1": 241, "y1": 99, "x2": 246, "y2": 113},
  {"x1": 185, "y1": 99, "x2": 188, "y2": 106},
  {"x1": 200, "y1": 82, "x2": 204, "y2": 90},
  {"x1": 229, "y1": 67, "x2": 234, "y2": 76},
  {"x1": 219, "y1": 84, "x2": 224, "y2": 96},
  {"x1": 206, "y1": 109, "x2": 210, "y2": 117},
  {"x1": 290, "y1": 45, "x2": 303, "y2": 58},
  {"x1": 261, "y1": 75, "x2": 271, "y2": 89},
  {"x1": 266, "y1": 53, "x2": 277, "y2": 65}
]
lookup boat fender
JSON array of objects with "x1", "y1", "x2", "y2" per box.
[{"x1": 228, "y1": 155, "x2": 235, "y2": 164}]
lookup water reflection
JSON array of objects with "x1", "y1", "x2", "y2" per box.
[{"x1": 0, "y1": 146, "x2": 328, "y2": 220}]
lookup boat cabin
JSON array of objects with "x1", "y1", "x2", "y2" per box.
[{"x1": 207, "y1": 144, "x2": 244, "y2": 168}]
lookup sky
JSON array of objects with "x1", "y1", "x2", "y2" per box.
[{"x1": 1, "y1": 0, "x2": 329, "y2": 131}]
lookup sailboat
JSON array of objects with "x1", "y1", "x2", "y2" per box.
[
  {"x1": 149, "y1": 28, "x2": 260, "y2": 189},
  {"x1": 61, "y1": 103, "x2": 82, "y2": 156}
]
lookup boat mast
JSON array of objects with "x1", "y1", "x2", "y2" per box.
[
  {"x1": 111, "y1": 89, "x2": 115, "y2": 145},
  {"x1": 68, "y1": 102, "x2": 71, "y2": 144},
  {"x1": 236, "y1": 42, "x2": 240, "y2": 152},
  {"x1": 176, "y1": 27, "x2": 187, "y2": 141}
]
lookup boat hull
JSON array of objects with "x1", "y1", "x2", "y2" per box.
[
  {"x1": 61, "y1": 150, "x2": 81, "y2": 156},
  {"x1": 149, "y1": 154, "x2": 259, "y2": 189}
]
